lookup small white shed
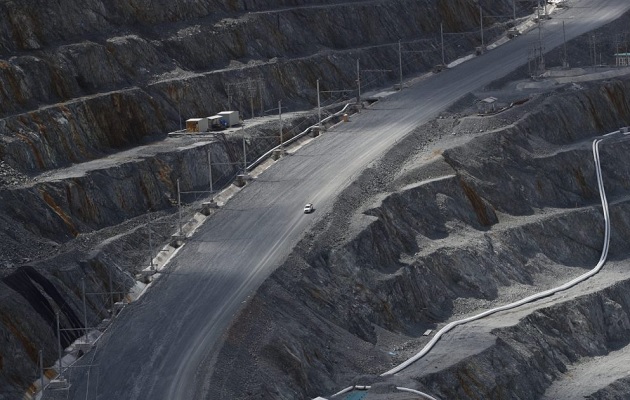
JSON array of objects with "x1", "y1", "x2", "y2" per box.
[
  {"x1": 615, "y1": 53, "x2": 630, "y2": 67},
  {"x1": 186, "y1": 118, "x2": 208, "y2": 133},
  {"x1": 208, "y1": 115, "x2": 226, "y2": 130},
  {"x1": 218, "y1": 111, "x2": 239, "y2": 127}
]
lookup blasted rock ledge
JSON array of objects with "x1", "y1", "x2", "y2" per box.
[{"x1": 209, "y1": 78, "x2": 630, "y2": 399}]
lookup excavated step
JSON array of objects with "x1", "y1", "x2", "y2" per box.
[
  {"x1": 205, "y1": 77, "x2": 630, "y2": 399},
  {"x1": 0, "y1": 0, "x2": 515, "y2": 174},
  {"x1": 402, "y1": 251, "x2": 630, "y2": 399}
]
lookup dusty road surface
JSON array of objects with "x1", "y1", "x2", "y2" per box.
[{"x1": 54, "y1": 1, "x2": 630, "y2": 399}]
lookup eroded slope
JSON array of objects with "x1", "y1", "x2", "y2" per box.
[
  {"x1": 0, "y1": 1, "x2": 521, "y2": 395},
  {"x1": 209, "y1": 78, "x2": 630, "y2": 398},
  {"x1": 0, "y1": 0, "x2": 516, "y2": 174}
]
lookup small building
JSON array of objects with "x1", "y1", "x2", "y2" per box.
[
  {"x1": 208, "y1": 115, "x2": 227, "y2": 131},
  {"x1": 614, "y1": 53, "x2": 630, "y2": 67},
  {"x1": 186, "y1": 118, "x2": 208, "y2": 133},
  {"x1": 478, "y1": 97, "x2": 498, "y2": 114},
  {"x1": 218, "y1": 111, "x2": 239, "y2": 127}
]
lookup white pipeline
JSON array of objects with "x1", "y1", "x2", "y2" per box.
[
  {"x1": 319, "y1": 127, "x2": 629, "y2": 399},
  {"x1": 382, "y1": 129, "x2": 625, "y2": 376}
]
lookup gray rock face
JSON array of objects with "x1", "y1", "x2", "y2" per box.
[
  {"x1": 443, "y1": 82, "x2": 630, "y2": 215},
  {"x1": 0, "y1": 108, "x2": 311, "y2": 397},
  {"x1": 0, "y1": 0, "x2": 515, "y2": 175},
  {"x1": 0, "y1": 0, "x2": 552, "y2": 397},
  {"x1": 208, "y1": 78, "x2": 630, "y2": 399}
]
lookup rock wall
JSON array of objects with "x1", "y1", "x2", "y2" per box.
[
  {"x1": 208, "y1": 78, "x2": 630, "y2": 398},
  {"x1": 415, "y1": 265, "x2": 630, "y2": 399},
  {"x1": 444, "y1": 82, "x2": 630, "y2": 215},
  {"x1": 0, "y1": 110, "x2": 313, "y2": 398},
  {"x1": 0, "y1": 0, "x2": 528, "y2": 396},
  {"x1": 0, "y1": 0, "x2": 515, "y2": 174}
]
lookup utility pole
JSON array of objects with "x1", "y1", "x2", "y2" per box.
[
  {"x1": 279, "y1": 100, "x2": 283, "y2": 152},
  {"x1": 480, "y1": 4, "x2": 484, "y2": 53},
  {"x1": 589, "y1": 34, "x2": 597, "y2": 67},
  {"x1": 177, "y1": 179, "x2": 182, "y2": 236},
  {"x1": 316, "y1": 80, "x2": 321, "y2": 131},
  {"x1": 207, "y1": 148, "x2": 213, "y2": 193},
  {"x1": 250, "y1": 91, "x2": 254, "y2": 120},
  {"x1": 535, "y1": 4, "x2": 545, "y2": 76},
  {"x1": 528, "y1": 43, "x2": 533, "y2": 77},
  {"x1": 259, "y1": 80, "x2": 264, "y2": 117},
  {"x1": 108, "y1": 266, "x2": 114, "y2": 315},
  {"x1": 513, "y1": 0, "x2": 516, "y2": 24},
  {"x1": 242, "y1": 127, "x2": 247, "y2": 172},
  {"x1": 227, "y1": 84, "x2": 233, "y2": 110},
  {"x1": 440, "y1": 23, "x2": 445, "y2": 65},
  {"x1": 178, "y1": 91, "x2": 182, "y2": 131},
  {"x1": 562, "y1": 21, "x2": 568, "y2": 68},
  {"x1": 538, "y1": 10, "x2": 542, "y2": 43},
  {"x1": 82, "y1": 279, "x2": 88, "y2": 339},
  {"x1": 614, "y1": 34, "x2": 620, "y2": 62},
  {"x1": 398, "y1": 40, "x2": 403, "y2": 90},
  {"x1": 248, "y1": 79, "x2": 255, "y2": 120},
  {"x1": 148, "y1": 213, "x2": 155, "y2": 270},
  {"x1": 356, "y1": 59, "x2": 361, "y2": 105},
  {"x1": 527, "y1": 39, "x2": 544, "y2": 78}
]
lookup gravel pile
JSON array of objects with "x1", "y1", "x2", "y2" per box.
[{"x1": 0, "y1": 160, "x2": 30, "y2": 188}]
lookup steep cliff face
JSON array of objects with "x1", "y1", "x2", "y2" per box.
[
  {"x1": 0, "y1": 0, "x2": 528, "y2": 397},
  {"x1": 0, "y1": 0, "x2": 514, "y2": 174},
  {"x1": 209, "y1": 78, "x2": 630, "y2": 398},
  {"x1": 0, "y1": 108, "x2": 313, "y2": 398}
]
